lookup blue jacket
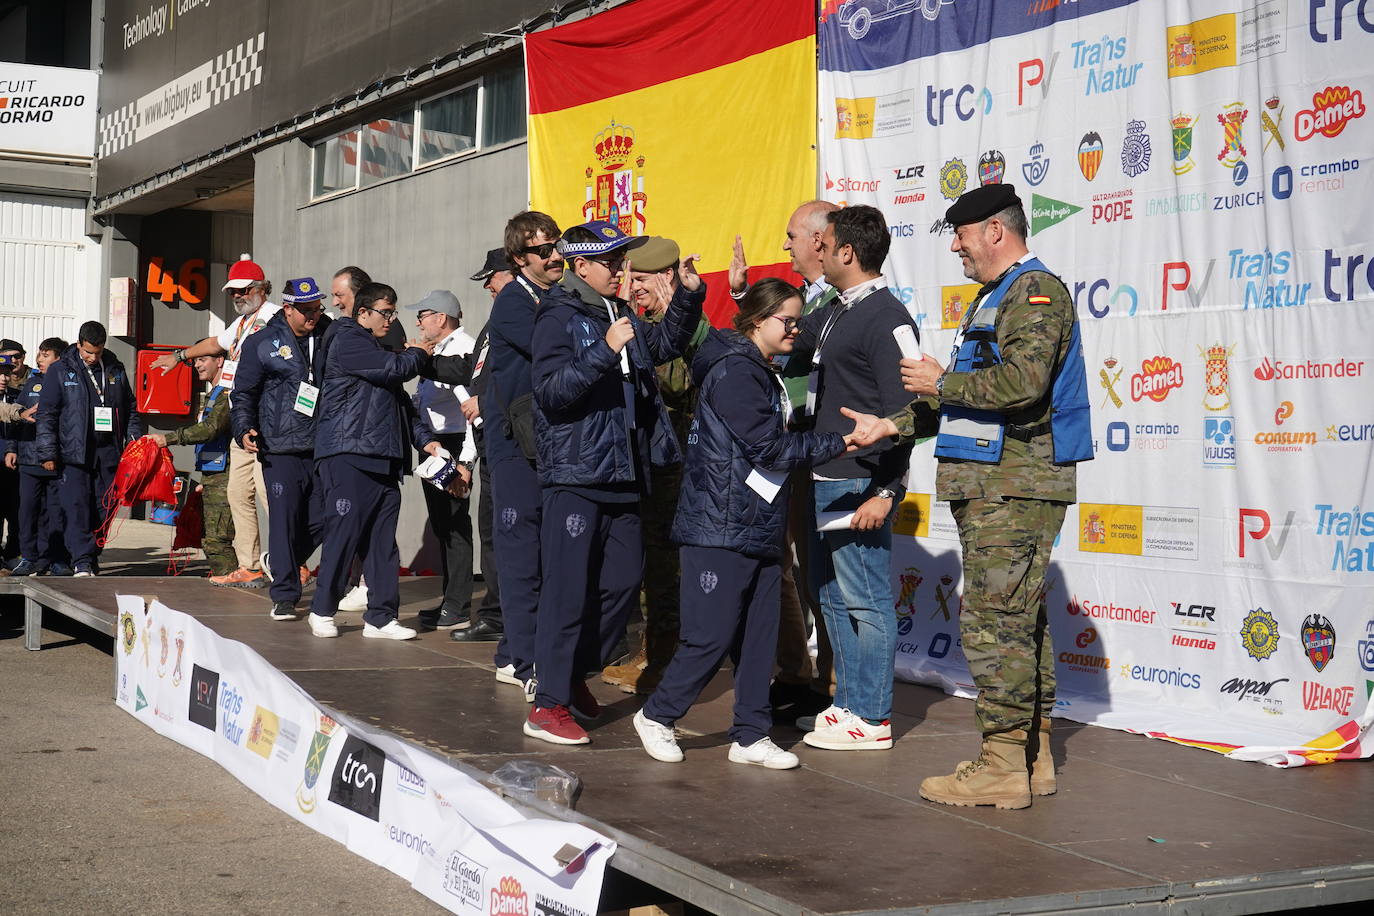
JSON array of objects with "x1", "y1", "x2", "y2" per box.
[
  {"x1": 531, "y1": 273, "x2": 705, "y2": 489},
  {"x1": 4, "y1": 369, "x2": 52, "y2": 472},
  {"x1": 231, "y1": 310, "x2": 331, "y2": 455},
  {"x1": 314, "y1": 317, "x2": 432, "y2": 469},
  {"x1": 35, "y1": 345, "x2": 144, "y2": 467},
  {"x1": 483, "y1": 276, "x2": 545, "y2": 464},
  {"x1": 671, "y1": 329, "x2": 844, "y2": 559}
]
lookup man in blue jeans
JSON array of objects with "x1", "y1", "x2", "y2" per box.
[{"x1": 792, "y1": 205, "x2": 916, "y2": 751}]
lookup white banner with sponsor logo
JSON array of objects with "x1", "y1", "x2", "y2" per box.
[
  {"x1": 113, "y1": 595, "x2": 612, "y2": 914},
  {"x1": 0, "y1": 62, "x2": 97, "y2": 157},
  {"x1": 820, "y1": 0, "x2": 1374, "y2": 765}
]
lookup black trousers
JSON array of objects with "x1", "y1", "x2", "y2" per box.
[{"x1": 422, "y1": 432, "x2": 474, "y2": 614}]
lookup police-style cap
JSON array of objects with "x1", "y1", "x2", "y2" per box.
[
  {"x1": 945, "y1": 183, "x2": 1022, "y2": 227},
  {"x1": 282, "y1": 277, "x2": 324, "y2": 304},
  {"x1": 629, "y1": 236, "x2": 679, "y2": 272},
  {"x1": 404, "y1": 289, "x2": 461, "y2": 317},
  {"x1": 470, "y1": 248, "x2": 510, "y2": 282},
  {"x1": 0, "y1": 338, "x2": 23, "y2": 354},
  {"x1": 556, "y1": 220, "x2": 648, "y2": 259}
]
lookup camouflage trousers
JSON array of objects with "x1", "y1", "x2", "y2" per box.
[
  {"x1": 200, "y1": 471, "x2": 238, "y2": 577},
  {"x1": 950, "y1": 496, "x2": 1068, "y2": 736}
]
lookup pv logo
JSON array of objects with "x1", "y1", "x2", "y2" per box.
[
  {"x1": 565, "y1": 513, "x2": 587, "y2": 538},
  {"x1": 699, "y1": 571, "x2": 718, "y2": 594},
  {"x1": 329, "y1": 734, "x2": 386, "y2": 822}
]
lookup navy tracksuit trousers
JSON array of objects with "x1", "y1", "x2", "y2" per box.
[
  {"x1": 642, "y1": 546, "x2": 780, "y2": 747},
  {"x1": 491, "y1": 456, "x2": 541, "y2": 678},
  {"x1": 61, "y1": 444, "x2": 120, "y2": 566},
  {"x1": 17, "y1": 468, "x2": 67, "y2": 566},
  {"x1": 310, "y1": 456, "x2": 401, "y2": 627},
  {"x1": 260, "y1": 452, "x2": 324, "y2": 604},
  {"x1": 533, "y1": 489, "x2": 643, "y2": 709}
]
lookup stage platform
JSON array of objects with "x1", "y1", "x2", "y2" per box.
[{"x1": 11, "y1": 575, "x2": 1374, "y2": 915}]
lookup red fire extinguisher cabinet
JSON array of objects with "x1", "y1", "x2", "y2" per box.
[{"x1": 136, "y1": 346, "x2": 193, "y2": 415}]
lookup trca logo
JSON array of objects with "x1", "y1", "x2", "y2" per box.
[
  {"x1": 1238, "y1": 508, "x2": 1295, "y2": 559},
  {"x1": 1309, "y1": 0, "x2": 1374, "y2": 41},
  {"x1": 328, "y1": 734, "x2": 386, "y2": 822}
]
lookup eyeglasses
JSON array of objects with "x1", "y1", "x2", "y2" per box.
[
  {"x1": 587, "y1": 256, "x2": 625, "y2": 272},
  {"x1": 291, "y1": 304, "x2": 323, "y2": 316},
  {"x1": 362, "y1": 306, "x2": 397, "y2": 322},
  {"x1": 229, "y1": 288, "x2": 252, "y2": 298},
  {"x1": 521, "y1": 242, "x2": 560, "y2": 259},
  {"x1": 771, "y1": 315, "x2": 801, "y2": 334}
]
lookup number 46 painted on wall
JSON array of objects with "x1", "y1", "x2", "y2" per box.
[{"x1": 146, "y1": 256, "x2": 208, "y2": 306}]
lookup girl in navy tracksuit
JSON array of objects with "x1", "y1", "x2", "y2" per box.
[{"x1": 635, "y1": 278, "x2": 847, "y2": 770}]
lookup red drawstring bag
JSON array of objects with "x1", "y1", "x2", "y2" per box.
[
  {"x1": 169, "y1": 484, "x2": 204, "y2": 575},
  {"x1": 97, "y1": 437, "x2": 179, "y2": 547}
]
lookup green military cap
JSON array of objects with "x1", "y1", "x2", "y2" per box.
[{"x1": 630, "y1": 236, "x2": 680, "y2": 272}]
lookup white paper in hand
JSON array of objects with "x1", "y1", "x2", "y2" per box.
[
  {"x1": 892, "y1": 324, "x2": 921, "y2": 360},
  {"x1": 745, "y1": 467, "x2": 787, "y2": 504}
]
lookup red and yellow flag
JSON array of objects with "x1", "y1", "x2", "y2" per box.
[{"x1": 526, "y1": 0, "x2": 816, "y2": 325}]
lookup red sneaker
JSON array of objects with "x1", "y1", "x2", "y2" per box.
[
  {"x1": 570, "y1": 679, "x2": 602, "y2": 721},
  {"x1": 523, "y1": 705, "x2": 590, "y2": 745}
]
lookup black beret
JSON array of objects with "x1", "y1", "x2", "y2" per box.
[{"x1": 945, "y1": 183, "x2": 1022, "y2": 227}]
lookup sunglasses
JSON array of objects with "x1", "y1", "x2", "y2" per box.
[
  {"x1": 229, "y1": 288, "x2": 253, "y2": 298},
  {"x1": 587, "y1": 256, "x2": 625, "y2": 272},
  {"x1": 291, "y1": 303, "x2": 323, "y2": 316},
  {"x1": 771, "y1": 315, "x2": 801, "y2": 334},
  {"x1": 521, "y1": 242, "x2": 560, "y2": 259}
]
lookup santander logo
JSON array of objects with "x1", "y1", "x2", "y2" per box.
[{"x1": 1253, "y1": 356, "x2": 1365, "y2": 381}]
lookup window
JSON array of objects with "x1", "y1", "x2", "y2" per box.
[{"x1": 309, "y1": 56, "x2": 526, "y2": 199}]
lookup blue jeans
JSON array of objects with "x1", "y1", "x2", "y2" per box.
[{"x1": 809, "y1": 478, "x2": 896, "y2": 721}]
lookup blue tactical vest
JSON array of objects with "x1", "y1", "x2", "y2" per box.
[
  {"x1": 934, "y1": 257, "x2": 1093, "y2": 465},
  {"x1": 195, "y1": 385, "x2": 229, "y2": 472}
]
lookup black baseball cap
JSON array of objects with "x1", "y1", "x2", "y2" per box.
[{"x1": 470, "y1": 248, "x2": 511, "y2": 282}]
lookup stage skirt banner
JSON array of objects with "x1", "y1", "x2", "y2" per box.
[
  {"x1": 113, "y1": 595, "x2": 614, "y2": 914},
  {"x1": 526, "y1": 0, "x2": 816, "y2": 326},
  {"x1": 819, "y1": 0, "x2": 1374, "y2": 766}
]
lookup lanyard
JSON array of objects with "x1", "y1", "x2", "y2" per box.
[
  {"x1": 85, "y1": 363, "x2": 106, "y2": 406},
  {"x1": 605, "y1": 298, "x2": 632, "y2": 378},
  {"x1": 229, "y1": 308, "x2": 261, "y2": 356},
  {"x1": 304, "y1": 334, "x2": 316, "y2": 384},
  {"x1": 516, "y1": 275, "x2": 542, "y2": 304},
  {"x1": 771, "y1": 369, "x2": 793, "y2": 421}
]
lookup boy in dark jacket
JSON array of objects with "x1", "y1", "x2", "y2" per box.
[
  {"x1": 35, "y1": 321, "x2": 145, "y2": 576},
  {"x1": 4, "y1": 338, "x2": 70, "y2": 576},
  {"x1": 523, "y1": 220, "x2": 705, "y2": 745}
]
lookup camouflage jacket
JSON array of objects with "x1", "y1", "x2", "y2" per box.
[{"x1": 889, "y1": 267, "x2": 1078, "y2": 503}]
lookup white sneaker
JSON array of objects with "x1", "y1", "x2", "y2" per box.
[
  {"x1": 495, "y1": 663, "x2": 520, "y2": 686},
  {"x1": 308, "y1": 613, "x2": 339, "y2": 638},
  {"x1": 802, "y1": 710, "x2": 892, "y2": 751},
  {"x1": 729, "y1": 737, "x2": 799, "y2": 770},
  {"x1": 259, "y1": 551, "x2": 272, "y2": 579},
  {"x1": 363, "y1": 619, "x2": 417, "y2": 640},
  {"x1": 522, "y1": 676, "x2": 537, "y2": 704},
  {"x1": 338, "y1": 583, "x2": 368, "y2": 612},
  {"x1": 633, "y1": 710, "x2": 684, "y2": 763},
  {"x1": 796, "y1": 704, "x2": 846, "y2": 733}
]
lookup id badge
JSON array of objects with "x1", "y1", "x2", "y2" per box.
[
  {"x1": 294, "y1": 381, "x2": 319, "y2": 417},
  {"x1": 218, "y1": 359, "x2": 239, "y2": 390},
  {"x1": 94, "y1": 406, "x2": 114, "y2": 432}
]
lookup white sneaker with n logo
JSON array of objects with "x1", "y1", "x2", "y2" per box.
[
  {"x1": 796, "y1": 705, "x2": 845, "y2": 733},
  {"x1": 802, "y1": 710, "x2": 892, "y2": 751}
]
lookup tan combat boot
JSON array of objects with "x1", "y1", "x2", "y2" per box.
[
  {"x1": 1028, "y1": 718, "x2": 1056, "y2": 796},
  {"x1": 919, "y1": 730, "x2": 1032, "y2": 810},
  {"x1": 601, "y1": 634, "x2": 647, "y2": 691},
  {"x1": 632, "y1": 624, "x2": 679, "y2": 695}
]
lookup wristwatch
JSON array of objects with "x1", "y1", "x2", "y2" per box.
[
  {"x1": 873, "y1": 487, "x2": 897, "y2": 500},
  {"x1": 935, "y1": 373, "x2": 946, "y2": 397}
]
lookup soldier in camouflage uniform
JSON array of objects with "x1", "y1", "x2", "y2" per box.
[
  {"x1": 601, "y1": 236, "x2": 711, "y2": 694},
  {"x1": 844, "y1": 184, "x2": 1091, "y2": 808},
  {"x1": 149, "y1": 354, "x2": 237, "y2": 577}
]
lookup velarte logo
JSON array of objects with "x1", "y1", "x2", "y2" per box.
[
  {"x1": 1303, "y1": 681, "x2": 1354, "y2": 715},
  {"x1": 1294, "y1": 85, "x2": 1366, "y2": 141},
  {"x1": 1130, "y1": 356, "x2": 1183, "y2": 402}
]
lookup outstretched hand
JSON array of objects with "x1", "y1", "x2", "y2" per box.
[
  {"x1": 840, "y1": 406, "x2": 899, "y2": 449},
  {"x1": 680, "y1": 254, "x2": 704, "y2": 292}
]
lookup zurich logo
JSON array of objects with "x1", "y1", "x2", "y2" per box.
[
  {"x1": 335, "y1": 498, "x2": 352, "y2": 517},
  {"x1": 500, "y1": 507, "x2": 518, "y2": 530},
  {"x1": 699, "y1": 571, "x2": 718, "y2": 594},
  {"x1": 270, "y1": 482, "x2": 284, "y2": 499},
  {"x1": 565, "y1": 513, "x2": 587, "y2": 538}
]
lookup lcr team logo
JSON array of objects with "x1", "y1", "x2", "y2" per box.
[
  {"x1": 1121, "y1": 119, "x2": 1151, "y2": 177},
  {"x1": 1077, "y1": 131, "x2": 1104, "y2": 180},
  {"x1": 1200, "y1": 342, "x2": 1236, "y2": 411},
  {"x1": 1301, "y1": 614, "x2": 1336, "y2": 672},
  {"x1": 978, "y1": 149, "x2": 1006, "y2": 185},
  {"x1": 582, "y1": 119, "x2": 647, "y2": 235},
  {"x1": 939, "y1": 157, "x2": 968, "y2": 199},
  {"x1": 1217, "y1": 102, "x2": 1248, "y2": 169},
  {"x1": 699, "y1": 570, "x2": 718, "y2": 594},
  {"x1": 1240, "y1": 608, "x2": 1280, "y2": 661},
  {"x1": 1171, "y1": 113, "x2": 1197, "y2": 174},
  {"x1": 120, "y1": 610, "x2": 137, "y2": 655}
]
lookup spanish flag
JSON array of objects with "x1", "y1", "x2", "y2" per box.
[{"x1": 527, "y1": 0, "x2": 816, "y2": 325}]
